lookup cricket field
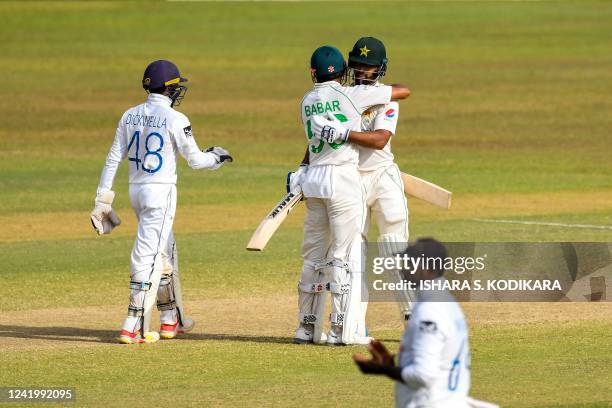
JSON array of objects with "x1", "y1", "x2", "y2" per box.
[{"x1": 1, "y1": 1, "x2": 612, "y2": 407}]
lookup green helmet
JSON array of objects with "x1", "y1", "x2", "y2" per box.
[
  {"x1": 310, "y1": 45, "x2": 347, "y2": 83},
  {"x1": 348, "y1": 37, "x2": 388, "y2": 84}
]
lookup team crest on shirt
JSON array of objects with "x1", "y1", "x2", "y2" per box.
[
  {"x1": 419, "y1": 320, "x2": 438, "y2": 333},
  {"x1": 183, "y1": 126, "x2": 193, "y2": 138},
  {"x1": 385, "y1": 108, "x2": 396, "y2": 119}
]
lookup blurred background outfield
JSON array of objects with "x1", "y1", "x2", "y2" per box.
[{"x1": 1, "y1": 1, "x2": 611, "y2": 407}]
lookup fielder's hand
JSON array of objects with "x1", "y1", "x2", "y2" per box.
[
  {"x1": 204, "y1": 146, "x2": 233, "y2": 169},
  {"x1": 352, "y1": 339, "x2": 395, "y2": 375},
  {"x1": 90, "y1": 190, "x2": 121, "y2": 235},
  {"x1": 286, "y1": 163, "x2": 308, "y2": 195},
  {"x1": 310, "y1": 113, "x2": 350, "y2": 144}
]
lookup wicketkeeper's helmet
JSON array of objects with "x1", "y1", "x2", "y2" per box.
[
  {"x1": 310, "y1": 45, "x2": 348, "y2": 84},
  {"x1": 142, "y1": 60, "x2": 188, "y2": 107}
]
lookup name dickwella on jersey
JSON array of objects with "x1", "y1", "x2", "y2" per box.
[{"x1": 124, "y1": 113, "x2": 168, "y2": 129}]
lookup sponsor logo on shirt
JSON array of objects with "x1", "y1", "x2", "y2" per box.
[
  {"x1": 385, "y1": 108, "x2": 396, "y2": 119},
  {"x1": 183, "y1": 126, "x2": 193, "y2": 138},
  {"x1": 419, "y1": 320, "x2": 438, "y2": 333}
]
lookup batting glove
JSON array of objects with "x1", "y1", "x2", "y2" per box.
[
  {"x1": 310, "y1": 114, "x2": 350, "y2": 144},
  {"x1": 204, "y1": 146, "x2": 233, "y2": 170},
  {"x1": 286, "y1": 163, "x2": 308, "y2": 195},
  {"x1": 91, "y1": 190, "x2": 121, "y2": 235}
]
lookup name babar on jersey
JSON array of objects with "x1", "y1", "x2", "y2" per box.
[{"x1": 300, "y1": 81, "x2": 393, "y2": 167}]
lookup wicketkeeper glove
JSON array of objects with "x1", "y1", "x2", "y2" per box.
[
  {"x1": 310, "y1": 113, "x2": 350, "y2": 144},
  {"x1": 286, "y1": 163, "x2": 308, "y2": 195},
  {"x1": 204, "y1": 146, "x2": 233, "y2": 170},
  {"x1": 90, "y1": 190, "x2": 121, "y2": 235}
]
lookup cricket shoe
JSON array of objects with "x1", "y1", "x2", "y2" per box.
[
  {"x1": 118, "y1": 330, "x2": 160, "y2": 344},
  {"x1": 294, "y1": 324, "x2": 327, "y2": 344},
  {"x1": 160, "y1": 317, "x2": 195, "y2": 339},
  {"x1": 293, "y1": 324, "x2": 313, "y2": 344},
  {"x1": 326, "y1": 326, "x2": 345, "y2": 346},
  {"x1": 326, "y1": 327, "x2": 372, "y2": 346}
]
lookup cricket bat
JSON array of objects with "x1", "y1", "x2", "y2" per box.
[
  {"x1": 246, "y1": 191, "x2": 303, "y2": 251},
  {"x1": 401, "y1": 173, "x2": 452, "y2": 209}
]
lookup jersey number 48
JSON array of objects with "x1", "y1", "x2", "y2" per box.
[{"x1": 128, "y1": 130, "x2": 164, "y2": 173}]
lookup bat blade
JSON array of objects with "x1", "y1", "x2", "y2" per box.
[
  {"x1": 246, "y1": 191, "x2": 303, "y2": 251},
  {"x1": 401, "y1": 173, "x2": 452, "y2": 209}
]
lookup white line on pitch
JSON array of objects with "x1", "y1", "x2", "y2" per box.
[{"x1": 472, "y1": 218, "x2": 612, "y2": 230}]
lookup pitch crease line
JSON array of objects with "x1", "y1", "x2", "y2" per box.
[{"x1": 472, "y1": 218, "x2": 612, "y2": 231}]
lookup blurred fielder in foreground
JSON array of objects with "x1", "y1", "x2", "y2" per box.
[
  {"x1": 353, "y1": 238, "x2": 497, "y2": 408},
  {"x1": 91, "y1": 60, "x2": 233, "y2": 344}
]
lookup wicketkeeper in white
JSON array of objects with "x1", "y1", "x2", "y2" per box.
[
  {"x1": 290, "y1": 45, "x2": 410, "y2": 345},
  {"x1": 91, "y1": 60, "x2": 233, "y2": 344}
]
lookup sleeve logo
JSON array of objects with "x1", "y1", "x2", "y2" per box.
[
  {"x1": 385, "y1": 108, "x2": 396, "y2": 118},
  {"x1": 183, "y1": 126, "x2": 193, "y2": 138},
  {"x1": 419, "y1": 320, "x2": 438, "y2": 333}
]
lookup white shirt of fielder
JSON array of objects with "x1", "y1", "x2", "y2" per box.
[
  {"x1": 97, "y1": 93, "x2": 219, "y2": 195},
  {"x1": 396, "y1": 278, "x2": 471, "y2": 408}
]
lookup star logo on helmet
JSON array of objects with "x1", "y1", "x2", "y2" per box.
[
  {"x1": 328, "y1": 65, "x2": 335, "y2": 73},
  {"x1": 360, "y1": 45, "x2": 370, "y2": 57}
]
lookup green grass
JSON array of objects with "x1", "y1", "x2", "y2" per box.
[{"x1": 1, "y1": 1, "x2": 612, "y2": 407}]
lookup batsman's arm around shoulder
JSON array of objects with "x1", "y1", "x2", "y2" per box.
[
  {"x1": 348, "y1": 129, "x2": 392, "y2": 150},
  {"x1": 390, "y1": 84, "x2": 411, "y2": 100}
]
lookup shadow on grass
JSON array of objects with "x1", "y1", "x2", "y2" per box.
[
  {"x1": 0, "y1": 325, "x2": 294, "y2": 345},
  {"x1": 0, "y1": 325, "x2": 118, "y2": 344},
  {"x1": 0, "y1": 325, "x2": 398, "y2": 346}
]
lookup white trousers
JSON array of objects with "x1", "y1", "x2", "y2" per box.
[
  {"x1": 123, "y1": 183, "x2": 177, "y2": 333},
  {"x1": 301, "y1": 165, "x2": 365, "y2": 265},
  {"x1": 360, "y1": 163, "x2": 411, "y2": 328},
  {"x1": 298, "y1": 165, "x2": 365, "y2": 335},
  {"x1": 361, "y1": 163, "x2": 409, "y2": 239}
]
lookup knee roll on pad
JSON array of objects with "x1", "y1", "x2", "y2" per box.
[
  {"x1": 328, "y1": 282, "x2": 350, "y2": 294},
  {"x1": 298, "y1": 281, "x2": 327, "y2": 293}
]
